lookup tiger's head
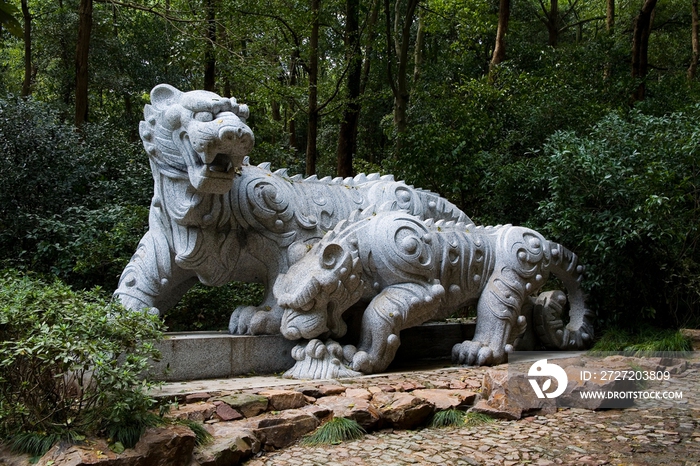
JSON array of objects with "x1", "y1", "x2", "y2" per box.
[{"x1": 140, "y1": 84, "x2": 255, "y2": 195}]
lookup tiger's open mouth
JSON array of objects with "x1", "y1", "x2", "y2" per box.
[
  {"x1": 208, "y1": 153, "x2": 234, "y2": 173},
  {"x1": 183, "y1": 122, "x2": 253, "y2": 194}
]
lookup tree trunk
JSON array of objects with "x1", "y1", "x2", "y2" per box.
[
  {"x1": 606, "y1": 0, "x2": 614, "y2": 33},
  {"x1": 631, "y1": 0, "x2": 657, "y2": 102},
  {"x1": 289, "y1": 49, "x2": 300, "y2": 153},
  {"x1": 547, "y1": 0, "x2": 558, "y2": 47},
  {"x1": 336, "y1": 0, "x2": 361, "y2": 177},
  {"x1": 74, "y1": 0, "x2": 93, "y2": 126},
  {"x1": 305, "y1": 0, "x2": 320, "y2": 176},
  {"x1": 413, "y1": 9, "x2": 424, "y2": 85},
  {"x1": 488, "y1": 0, "x2": 510, "y2": 82},
  {"x1": 203, "y1": 0, "x2": 217, "y2": 92},
  {"x1": 690, "y1": 0, "x2": 699, "y2": 81},
  {"x1": 387, "y1": 0, "x2": 419, "y2": 141},
  {"x1": 21, "y1": 0, "x2": 31, "y2": 97}
]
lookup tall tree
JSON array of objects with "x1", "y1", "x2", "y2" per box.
[
  {"x1": 336, "y1": 0, "x2": 362, "y2": 177},
  {"x1": 606, "y1": 0, "x2": 614, "y2": 33},
  {"x1": 540, "y1": 0, "x2": 559, "y2": 47},
  {"x1": 386, "y1": 0, "x2": 419, "y2": 146},
  {"x1": 631, "y1": 0, "x2": 657, "y2": 102},
  {"x1": 74, "y1": 0, "x2": 93, "y2": 125},
  {"x1": 690, "y1": 0, "x2": 699, "y2": 80},
  {"x1": 203, "y1": 0, "x2": 217, "y2": 91},
  {"x1": 20, "y1": 0, "x2": 31, "y2": 97},
  {"x1": 489, "y1": 0, "x2": 510, "y2": 82},
  {"x1": 305, "y1": 0, "x2": 320, "y2": 175}
]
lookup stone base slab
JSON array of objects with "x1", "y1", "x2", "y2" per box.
[{"x1": 150, "y1": 322, "x2": 476, "y2": 382}]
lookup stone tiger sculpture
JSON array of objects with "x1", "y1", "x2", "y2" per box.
[
  {"x1": 114, "y1": 84, "x2": 472, "y2": 336},
  {"x1": 274, "y1": 205, "x2": 595, "y2": 379}
]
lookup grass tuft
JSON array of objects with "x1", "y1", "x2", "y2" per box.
[
  {"x1": 429, "y1": 409, "x2": 494, "y2": 429},
  {"x1": 175, "y1": 419, "x2": 214, "y2": 446},
  {"x1": 464, "y1": 411, "x2": 494, "y2": 427},
  {"x1": 301, "y1": 417, "x2": 365, "y2": 445},
  {"x1": 9, "y1": 431, "x2": 82, "y2": 457},
  {"x1": 429, "y1": 409, "x2": 466, "y2": 428}
]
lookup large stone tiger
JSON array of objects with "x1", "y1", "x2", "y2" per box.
[
  {"x1": 274, "y1": 205, "x2": 595, "y2": 378},
  {"x1": 114, "y1": 84, "x2": 472, "y2": 336}
]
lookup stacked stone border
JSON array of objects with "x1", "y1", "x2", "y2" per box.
[{"x1": 3, "y1": 355, "x2": 696, "y2": 466}]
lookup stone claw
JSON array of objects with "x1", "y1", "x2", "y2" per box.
[
  {"x1": 284, "y1": 339, "x2": 362, "y2": 379},
  {"x1": 452, "y1": 340, "x2": 504, "y2": 366},
  {"x1": 229, "y1": 305, "x2": 283, "y2": 335}
]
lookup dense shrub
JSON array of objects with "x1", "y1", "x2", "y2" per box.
[
  {"x1": 164, "y1": 282, "x2": 265, "y2": 331},
  {"x1": 534, "y1": 107, "x2": 700, "y2": 328},
  {"x1": 0, "y1": 96, "x2": 151, "y2": 289},
  {"x1": 0, "y1": 270, "x2": 164, "y2": 455}
]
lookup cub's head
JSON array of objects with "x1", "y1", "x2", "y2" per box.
[
  {"x1": 140, "y1": 84, "x2": 255, "y2": 194},
  {"x1": 274, "y1": 241, "x2": 364, "y2": 341}
]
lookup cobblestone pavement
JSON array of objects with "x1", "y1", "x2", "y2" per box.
[{"x1": 244, "y1": 361, "x2": 700, "y2": 466}]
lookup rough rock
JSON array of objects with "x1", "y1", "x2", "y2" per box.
[
  {"x1": 557, "y1": 365, "x2": 638, "y2": 410},
  {"x1": 185, "y1": 393, "x2": 212, "y2": 403},
  {"x1": 472, "y1": 369, "x2": 555, "y2": 420},
  {"x1": 344, "y1": 388, "x2": 373, "y2": 400},
  {"x1": 214, "y1": 402, "x2": 244, "y2": 421},
  {"x1": 411, "y1": 389, "x2": 477, "y2": 411},
  {"x1": 134, "y1": 425, "x2": 197, "y2": 466},
  {"x1": 194, "y1": 424, "x2": 260, "y2": 466},
  {"x1": 316, "y1": 385, "x2": 346, "y2": 396},
  {"x1": 258, "y1": 389, "x2": 307, "y2": 410},
  {"x1": 37, "y1": 426, "x2": 195, "y2": 466},
  {"x1": 246, "y1": 409, "x2": 319, "y2": 449},
  {"x1": 299, "y1": 404, "x2": 334, "y2": 421},
  {"x1": 295, "y1": 386, "x2": 323, "y2": 398},
  {"x1": 314, "y1": 395, "x2": 381, "y2": 430},
  {"x1": 371, "y1": 391, "x2": 433, "y2": 429},
  {"x1": 170, "y1": 402, "x2": 217, "y2": 422},
  {"x1": 0, "y1": 445, "x2": 31, "y2": 466},
  {"x1": 681, "y1": 328, "x2": 700, "y2": 350},
  {"x1": 214, "y1": 394, "x2": 268, "y2": 418}
]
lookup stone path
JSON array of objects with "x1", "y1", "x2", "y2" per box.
[{"x1": 240, "y1": 357, "x2": 700, "y2": 466}]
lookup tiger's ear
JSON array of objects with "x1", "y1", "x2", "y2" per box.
[{"x1": 150, "y1": 84, "x2": 182, "y2": 110}]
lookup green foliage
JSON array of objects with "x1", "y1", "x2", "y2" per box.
[
  {"x1": 301, "y1": 417, "x2": 365, "y2": 445},
  {"x1": 429, "y1": 409, "x2": 493, "y2": 428},
  {"x1": 0, "y1": 0, "x2": 22, "y2": 38},
  {"x1": 0, "y1": 270, "x2": 164, "y2": 454},
  {"x1": 0, "y1": 96, "x2": 151, "y2": 290},
  {"x1": 174, "y1": 419, "x2": 213, "y2": 446},
  {"x1": 164, "y1": 282, "x2": 265, "y2": 331},
  {"x1": 429, "y1": 409, "x2": 466, "y2": 428},
  {"x1": 591, "y1": 326, "x2": 693, "y2": 355},
  {"x1": 535, "y1": 108, "x2": 700, "y2": 327}
]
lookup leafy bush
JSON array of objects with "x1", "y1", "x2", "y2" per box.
[
  {"x1": 26, "y1": 205, "x2": 149, "y2": 290},
  {"x1": 164, "y1": 281, "x2": 265, "y2": 332},
  {"x1": 535, "y1": 107, "x2": 700, "y2": 328},
  {"x1": 0, "y1": 96, "x2": 151, "y2": 289},
  {"x1": 0, "y1": 270, "x2": 164, "y2": 455}
]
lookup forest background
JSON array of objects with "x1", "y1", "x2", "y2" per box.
[{"x1": 1, "y1": 0, "x2": 699, "y2": 335}]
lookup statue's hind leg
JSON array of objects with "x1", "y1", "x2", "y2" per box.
[
  {"x1": 351, "y1": 281, "x2": 445, "y2": 374},
  {"x1": 452, "y1": 266, "x2": 529, "y2": 366}
]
